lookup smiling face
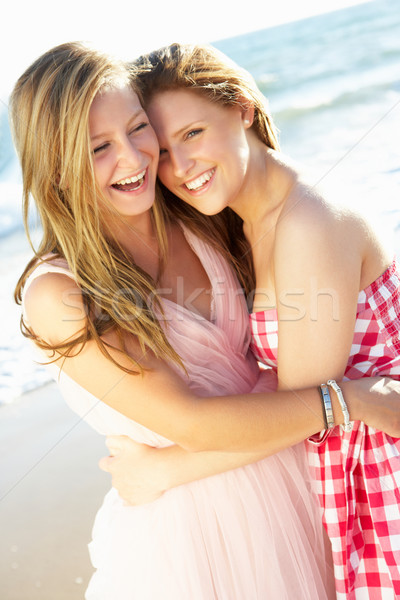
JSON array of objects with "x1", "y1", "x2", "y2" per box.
[
  {"x1": 89, "y1": 85, "x2": 159, "y2": 221},
  {"x1": 146, "y1": 88, "x2": 253, "y2": 216}
]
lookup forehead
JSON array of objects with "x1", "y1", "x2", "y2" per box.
[
  {"x1": 89, "y1": 85, "x2": 142, "y2": 130},
  {"x1": 146, "y1": 88, "x2": 222, "y2": 132}
]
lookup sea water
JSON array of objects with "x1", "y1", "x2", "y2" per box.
[{"x1": 0, "y1": 0, "x2": 399, "y2": 403}]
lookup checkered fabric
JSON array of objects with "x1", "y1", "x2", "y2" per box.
[
  {"x1": 249, "y1": 260, "x2": 400, "y2": 599},
  {"x1": 249, "y1": 308, "x2": 278, "y2": 367}
]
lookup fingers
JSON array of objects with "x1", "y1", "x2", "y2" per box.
[{"x1": 105, "y1": 435, "x2": 149, "y2": 457}]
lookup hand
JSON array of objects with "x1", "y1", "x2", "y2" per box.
[
  {"x1": 99, "y1": 436, "x2": 167, "y2": 506},
  {"x1": 344, "y1": 376, "x2": 400, "y2": 437}
]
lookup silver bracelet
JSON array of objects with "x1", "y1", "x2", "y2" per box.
[
  {"x1": 319, "y1": 384, "x2": 335, "y2": 430},
  {"x1": 327, "y1": 379, "x2": 352, "y2": 432}
]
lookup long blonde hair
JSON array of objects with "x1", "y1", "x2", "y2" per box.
[
  {"x1": 11, "y1": 42, "x2": 182, "y2": 371},
  {"x1": 130, "y1": 43, "x2": 280, "y2": 294}
]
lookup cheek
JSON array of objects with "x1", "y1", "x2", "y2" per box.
[
  {"x1": 92, "y1": 162, "x2": 105, "y2": 189},
  {"x1": 157, "y1": 161, "x2": 174, "y2": 187},
  {"x1": 93, "y1": 154, "x2": 114, "y2": 188}
]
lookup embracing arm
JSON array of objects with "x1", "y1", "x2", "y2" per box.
[
  {"x1": 100, "y1": 373, "x2": 400, "y2": 505},
  {"x1": 99, "y1": 436, "x2": 269, "y2": 505},
  {"x1": 25, "y1": 271, "x2": 399, "y2": 458}
]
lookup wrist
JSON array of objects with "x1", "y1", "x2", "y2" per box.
[
  {"x1": 316, "y1": 380, "x2": 353, "y2": 429},
  {"x1": 340, "y1": 380, "x2": 362, "y2": 423},
  {"x1": 159, "y1": 446, "x2": 182, "y2": 491}
]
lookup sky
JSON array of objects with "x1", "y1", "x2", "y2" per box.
[{"x1": 1, "y1": 0, "x2": 370, "y2": 99}]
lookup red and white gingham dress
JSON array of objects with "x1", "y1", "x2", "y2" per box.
[{"x1": 250, "y1": 260, "x2": 400, "y2": 599}]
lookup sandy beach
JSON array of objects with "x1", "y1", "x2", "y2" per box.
[{"x1": 0, "y1": 383, "x2": 109, "y2": 600}]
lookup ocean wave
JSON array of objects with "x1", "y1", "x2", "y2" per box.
[
  {"x1": 0, "y1": 343, "x2": 51, "y2": 405},
  {"x1": 273, "y1": 79, "x2": 400, "y2": 123}
]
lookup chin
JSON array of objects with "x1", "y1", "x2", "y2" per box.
[{"x1": 196, "y1": 201, "x2": 228, "y2": 216}]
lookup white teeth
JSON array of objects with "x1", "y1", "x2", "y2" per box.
[
  {"x1": 185, "y1": 169, "x2": 215, "y2": 191},
  {"x1": 114, "y1": 169, "x2": 146, "y2": 186}
]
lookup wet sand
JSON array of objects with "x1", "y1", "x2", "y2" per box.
[{"x1": 0, "y1": 383, "x2": 109, "y2": 600}]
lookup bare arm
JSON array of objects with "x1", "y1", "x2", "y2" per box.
[
  {"x1": 99, "y1": 436, "x2": 268, "y2": 505},
  {"x1": 100, "y1": 374, "x2": 400, "y2": 505},
  {"x1": 274, "y1": 190, "x2": 392, "y2": 389},
  {"x1": 25, "y1": 272, "x2": 400, "y2": 456}
]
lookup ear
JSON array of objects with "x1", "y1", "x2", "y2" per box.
[{"x1": 238, "y1": 96, "x2": 255, "y2": 129}]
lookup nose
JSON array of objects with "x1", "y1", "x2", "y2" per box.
[
  {"x1": 116, "y1": 135, "x2": 143, "y2": 167},
  {"x1": 170, "y1": 146, "x2": 195, "y2": 178}
]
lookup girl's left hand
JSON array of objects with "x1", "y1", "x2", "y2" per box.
[{"x1": 99, "y1": 436, "x2": 167, "y2": 506}]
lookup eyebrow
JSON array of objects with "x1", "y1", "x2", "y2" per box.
[
  {"x1": 90, "y1": 108, "x2": 146, "y2": 142},
  {"x1": 171, "y1": 120, "x2": 203, "y2": 139}
]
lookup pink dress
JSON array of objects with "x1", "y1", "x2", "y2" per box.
[
  {"x1": 250, "y1": 260, "x2": 400, "y2": 600},
  {"x1": 22, "y1": 226, "x2": 335, "y2": 600}
]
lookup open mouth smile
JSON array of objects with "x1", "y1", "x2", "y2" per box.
[
  {"x1": 112, "y1": 169, "x2": 146, "y2": 192},
  {"x1": 184, "y1": 168, "x2": 215, "y2": 192}
]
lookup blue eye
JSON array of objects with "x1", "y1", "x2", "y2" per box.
[{"x1": 186, "y1": 129, "x2": 202, "y2": 140}]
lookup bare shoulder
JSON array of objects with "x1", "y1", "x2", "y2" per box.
[
  {"x1": 276, "y1": 176, "x2": 374, "y2": 254},
  {"x1": 24, "y1": 272, "x2": 86, "y2": 345}
]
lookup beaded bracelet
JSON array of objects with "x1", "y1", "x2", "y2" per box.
[
  {"x1": 319, "y1": 384, "x2": 335, "y2": 430},
  {"x1": 327, "y1": 379, "x2": 352, "y2": 432}
]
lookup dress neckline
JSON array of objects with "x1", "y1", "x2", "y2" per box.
[{"x1": 160, "y1": 224, "x2": 217, "y2": 325}]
